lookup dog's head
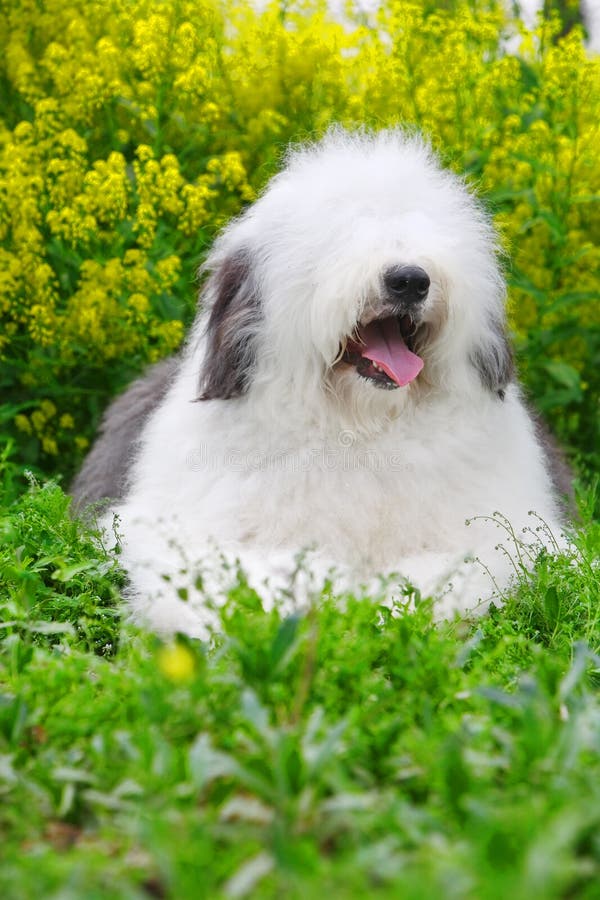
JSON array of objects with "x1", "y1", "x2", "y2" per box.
[{"x1": 196, "y1": 128, "x2": 512, "y2": 422}]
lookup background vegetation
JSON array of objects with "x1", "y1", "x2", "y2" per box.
[
  {"x1": 0, "y1": 0, "x2": 599, "y2": 478},
  {"x1": 1, "y1": 0, "x2": 599, "y2": 896}
]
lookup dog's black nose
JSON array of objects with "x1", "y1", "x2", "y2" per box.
[{"x1": 383, "y1": 265, "x2": 430, "y2": 304}]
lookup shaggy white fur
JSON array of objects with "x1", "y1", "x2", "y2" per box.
[{"x1": 97, "y1": 128, "x2": 565, "y2": 638}]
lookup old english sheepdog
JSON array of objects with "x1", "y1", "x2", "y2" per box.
[{"x1": 72, "y1": 128, "x2": 571, "y2": 637}]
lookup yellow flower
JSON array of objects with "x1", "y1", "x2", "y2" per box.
[
  {"x1": 155, "y1": 255, "x2": 181, "y2": 288},
  {"x1": 0, "y1": 0, "x2": 598, "y2": 469},
  {"x1": 135, "y1": 144, "x2": 154, "y2": 163},
  {"x1": 158, "y1": 643, "x2": 196, "y2": 682},
  {"x1": 15, "y1": 414, "x2": 32, "y2": 435},
  {"x1": 31, "y1": 411, "x2": 46, "y2": 433},
  {"x1": 42, "y1": 436, "x2": 58, "y2": 455}
]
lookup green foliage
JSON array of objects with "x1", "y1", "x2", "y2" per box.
[
  {"x1": 1, "y1": 478, "x2": 600, "y2": 897},
  {"x1": 0, "y1": 0, "x2": 599, "y2": 474},
  {"x1": 0, "y1": 461, "x2": 122, "y2": 655}
]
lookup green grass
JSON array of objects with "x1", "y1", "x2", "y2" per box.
[{"x1": 1, "y1": 466, "x2": 600, "y2": 899}]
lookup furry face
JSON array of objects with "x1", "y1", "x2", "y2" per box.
[
  {"x1": 197, "y1": 129, "x2": 512, "y2": 431},
  {"x1": 72, "y1": 127, "x2": 568, "y2": 639}
]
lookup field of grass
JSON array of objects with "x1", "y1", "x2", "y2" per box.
[
  {"x1": 1, "y1": 466, "x2": 600, "y2": 898},
  {"x1": 2, "y1": 0, "x2": 600, "y2": 896}
]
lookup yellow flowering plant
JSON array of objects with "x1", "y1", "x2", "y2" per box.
[{"x1": 0, "y1": 0, "x2": 598, "y2": 475}]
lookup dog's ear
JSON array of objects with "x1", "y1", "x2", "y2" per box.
[
  {"x1": 470, "y1": 314, "x2": 514, "y2": 400},
  {"x1": 198, "y1": 249, "x2": 261, "y2": 400}
]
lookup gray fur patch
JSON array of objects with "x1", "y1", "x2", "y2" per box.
[
  {"x1": 70, "y1": 357, "x2": 179, "y2": 513},
  {"x1": 529, "y1": 408, "x2": 575, "y2": 519},
  {"x1": 198, "y1": 249, "x2": 261, "y2": 400},
  {"x1": 470, "y1": 315, "x2": 514, "y2": 399}
]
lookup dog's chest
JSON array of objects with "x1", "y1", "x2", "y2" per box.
[
  {"x1": 224, "y1": 441, "x2": 478, "y2": 567},
  {"x1": 144, "y1": 398, "x2": 520, "y2": 570}
]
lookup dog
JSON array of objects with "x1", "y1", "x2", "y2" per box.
[{"x1": 72, "y1": 128, "x2": 571, "y2": 637}]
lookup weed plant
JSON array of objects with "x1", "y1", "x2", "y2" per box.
[{"x1": 1, "y1": 464, "x2": 600, "y2": 897}]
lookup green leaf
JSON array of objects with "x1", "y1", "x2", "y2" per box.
[{"x1": 543, "y1": 361, "x2": 582, "y2": 392}]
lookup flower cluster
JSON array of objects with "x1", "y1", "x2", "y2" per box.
[{"x1": 1, "y1": 0, "x2": 599, "y2": 471}]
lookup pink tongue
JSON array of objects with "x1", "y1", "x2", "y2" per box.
[{"x1": 359, "y1": 318, "x2": 423, "y2": 386}]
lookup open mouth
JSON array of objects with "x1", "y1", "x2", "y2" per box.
[{"x1": 341, "y1": 314, "x2": 424, "y2": 389}]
